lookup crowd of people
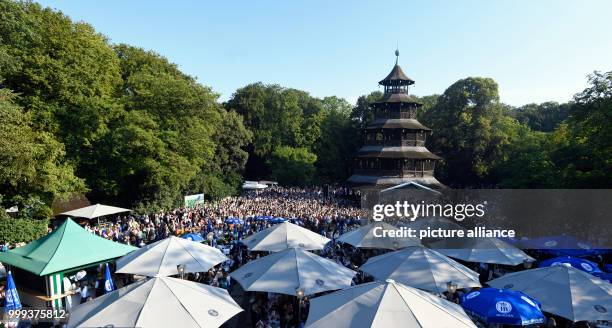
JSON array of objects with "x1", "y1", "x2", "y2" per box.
[{"x1": 83, "y1": 186, "x2": 364, "y2": 247}]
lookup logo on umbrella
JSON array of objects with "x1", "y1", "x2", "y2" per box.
[
  {"x1": 466, "y1": 291, "x2": 480, "y2": 299},
  {"x1": 315, "y1": 279, "x2": 325, "y2": 286},
  {"x1": 298, "y1": 243, "x2": 305, "y2": 247},
  {"x1": 520, "y1": 296, "x2": 538, "y2": 308},
  {"x1": 580, "y1": 263, "x2": 593, "y2": 272},
  {"x1": 594, "y1": 305, "x2": 607, "y2": 313},
  {"x1": 544, "y1": 241, "x2": 557, "y2": 247},
  {"x1": 577, "y1": 242, "x2": 591, "y2": 250},
  {"x1": 503, "y1": 284, "x2": 514, "y2": 289},
  {"x1": 208, "y1": 309, "x2": 219, "y2": 316},
  {"x1": 244, "y1": 272, "x2": 253, "y2": 278},
  {"x1": 496, "y1": 301, "x2": 513, "y2": 314},
  {"x1": 105, "y1": 280, "x2": 113, "y2": 291}
]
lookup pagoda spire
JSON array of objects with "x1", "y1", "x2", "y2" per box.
[{"x1": 395, "y1": 45, "x2": 399, "y2": 65}]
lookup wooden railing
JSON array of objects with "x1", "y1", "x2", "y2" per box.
[
  {"x1": 352, "y1": 168, "x2": 434, "y2": 177},
  {"x1": 363, "y1": 139, "x2": 425, "y2": 147},
  {"x1": 374, "y1": 111, "x2": 415, "y2": 120}
]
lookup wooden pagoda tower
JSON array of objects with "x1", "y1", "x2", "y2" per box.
[{"x1": 348, "y1": 50, "x2": 445, "y2": 189}]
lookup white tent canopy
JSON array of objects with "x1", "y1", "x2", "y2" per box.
[
  {"x1": 360, "y1": 246, "x2": 481, "y2": 293},
  {"x1": 337, "y1": 221, "x2": 421, "y2": 250},
  {"x1": 242, "y1": 221, "x2": 331, "y2": 252},
  {"x1": 231, "y1": 247, "x2": 355, "y2": 296},
  {"x1": 68, "y1": 276, "x2": 243, "y2": 328},
  {"x1": 116, "y1": 236, "x2": 229, "y2": 277},
  {"x1": 305, "y1": 279, "x2": 477, "y2": 328},
  {"x1": 488, "y1": 265, "x2": 612, "y2": 322},
  {"x1": 429, "y1": 236, "x2": 534, "y2": 266},
  {"x1": 59, "y1": 203, "x2": 131, "y2": 219}
]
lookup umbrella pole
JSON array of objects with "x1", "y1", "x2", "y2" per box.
[
  {"x1": 296, "y1": 288, "x2": 305, "y2": 327},
  {"x1": 296, "y1": 296, "x2": 301, "y2": 328}
]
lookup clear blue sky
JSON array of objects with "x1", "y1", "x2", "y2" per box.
[{"x1": 36, "y1": 0, "x2": 612, "y2": 106}]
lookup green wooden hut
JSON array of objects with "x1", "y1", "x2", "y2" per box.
[{"x1": 0, "y1": 218, "x2": 136, "y2": 308}]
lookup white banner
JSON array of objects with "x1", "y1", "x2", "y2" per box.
[{"x1": 184, "y1": 194, "x2": 204, "y2": 208}]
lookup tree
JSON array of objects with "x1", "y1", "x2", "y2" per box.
[
  {"x1": 315, "y1": 96, "x2": 360, "y2": 183},
  {"x1": 84, "y1": 45, "x2": 229, "y2": 209},
  {"x1": 268, "y1": 146, "x2": 317, "y2": 186},
  {"x1": 350, "y1": 91, "x2": 383, "y2": 129},
  {"x1": 0, "y1": 217, "x2": 49, "y2": 244},
  {"x1": 226, "y1": 83, "x2": 323, "y2": 180},
  {"x1": 0, "y1": 0, "x2": 122, "y2": 156},
  {"x1": 511, "y1": 102, "x2": 570, "y2": 132},
  {"x1": 491, "y1": 124, "x2": 558, "y2": 188},
  {"x1": 414, "y1": 94, "x2": 439, "y2": 121},
  {"x1": 0, "y1": 88, "x2": 85, "y2": 214},
  {"x1": 191, "y1": 109, "x2": 252, "y2": 200},
  {"x1": 422, "y1": 77, "x2": 518, "y2": 187},
  {"x1": 552, "y1": 71, "x2": 612, "y2": 187}
]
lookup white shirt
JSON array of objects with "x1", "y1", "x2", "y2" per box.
[{"x1": 80, "y1": 285, "x2": 89, "y2": 299}]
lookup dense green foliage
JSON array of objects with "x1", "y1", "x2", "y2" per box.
[
  {"x1": 422, "y1": 77, "x2": 518, "y2": 186},
  {"x1": 0, "y1": 88, "x2": 85, "y2": 205},
  {"x1": 225, "y1": 83, "x2": 324, "y2": 180},
  {"x1": 420, "y1": 74, "x2": 611, "y2": 188},
  {"x1": 268, "y1": 146, "x2": 317, "y2": 186},
  {"x1": 552, "y1": 71, "x2": 612, "y2": 187},
  {"x1": 0, "y1": 0, "x2": 249, "y2": 214},
  {"x1": 0, "y1": 0, "x2": 609, "y2": 226},
  {"x1": 314, "y1": 97, "x2": 361, "y2": 183},
  {"x1": 510, "y1": 102, "x2": 570, "y2": 132},
  {"x1": 0, "y1": 216, "x2": 49, "y2": 245}
]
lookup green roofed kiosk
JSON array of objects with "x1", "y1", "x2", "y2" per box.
[{"x1": 0, "y1": 218, "x2": 136, "y2": 309}]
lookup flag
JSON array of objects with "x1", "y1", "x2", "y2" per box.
[
  {"x1": 103, "y1": 263, "x2": 114, "y2": 293},
  {"x1": 4, "y1": 271, "x2": 22, "y2": 311}
]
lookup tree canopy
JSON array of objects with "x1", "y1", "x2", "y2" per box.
[{"x1": 0, "y1": 1, "x2": 249, "y2": 215}]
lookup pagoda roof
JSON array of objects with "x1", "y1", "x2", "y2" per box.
[
  {"x1": 0, "y1": 219, "x2": 136, "y2": 276},
  {"x1": 356, "y1": 145, "x2": 442, "y2": 160},
  {"x1": 374, "y1": 93, "x2": 422, "y2": 104},
  {"x1": 347, "y1": 175, "x2": 446, "y2": 189},
  {"x1": 366, "y1": 119, "x2": 432, "y2": 131},
  {"x1": 379, "y1": 64, "x2": 415, "y2": 85}
]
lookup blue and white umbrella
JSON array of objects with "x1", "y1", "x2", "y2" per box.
[
  {"x1": 4, "y1": 271, "x2": 22, "y2": 311},
  {"x1": 104, "y1": 263, "x2": 115, "y2": 294},
  {"x1": 592, "y1": 272, "x2": 612, "y2": 283},
  {"x1": 181, "y1": 233, "x2": 204, "y2": 242},
  {"x1": 520, "y1": 235, "x2": 605, "y2": 257},
  {"x1": 225, "y1": 217, "x2": 244, "y2": 225},
  {"x1": 461, "y1": 288, "x2": 545, "y2": 326},
  {"x1": 268, "y1": 217, "x2": 285, "y2": 224},
  {"x1": 539, "y1": 256, "x2": 602, "y2": 274}
]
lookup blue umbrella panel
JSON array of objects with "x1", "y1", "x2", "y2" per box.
[
  {"x1": 538, "y1": 256, "x2": 602, "y2": 274},
  {"x1": 461, "y1": 288, "x2": 545, "y2": 326}
]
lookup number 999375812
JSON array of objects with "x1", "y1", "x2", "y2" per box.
[{"x1": 3, "y1": 307, "x2": 69, "y2": 323}]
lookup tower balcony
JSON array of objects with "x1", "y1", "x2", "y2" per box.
[
  {"x1": 374, "y1": 110, "x2": 416, "y2": 120},
  {"x1": 352, "y1": 168, "x2": 434, "y2": 178},
  {"x1": 363, "y1": 139, "x2": 426, "y2": 147}
]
